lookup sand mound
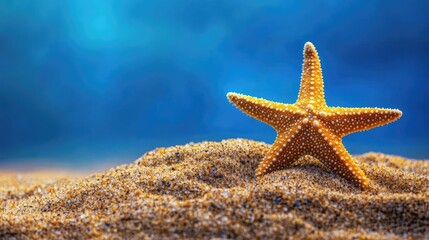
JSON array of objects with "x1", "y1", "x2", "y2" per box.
[{"x1": 1, "y1": 139, "x2": 428, "y2": 239}]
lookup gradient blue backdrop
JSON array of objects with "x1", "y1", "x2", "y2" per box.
[{"x1": 1, "y1": 0, "x2": 428, "y2": 169}]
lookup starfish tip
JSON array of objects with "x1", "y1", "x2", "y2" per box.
[
  {"x1": 304, "y1": 41, "x2": 316, "y2": 51},
  {"x1": 226, "y1": 92, "x2": 237, "y2": 99},
  {"x1": 304, "y1": 41, "x2": 314, "y2": 47},
  {"x1": 389, "y1": 109, "x2": 403, "y2": 120},
  {"x1": 303, "y1": 42, "x2": 318, "y2": 57},
  {"x1": 396, "y1": 109, "x2": 403, "y2": 117}
]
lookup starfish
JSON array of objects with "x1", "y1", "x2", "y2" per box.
[{"x1": 227, "y1": 42, "x2": 402, "y2": 189}]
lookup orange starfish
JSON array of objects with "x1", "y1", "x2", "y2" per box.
[{"x1": 227, "y1": 42, "x2": 402, "y2": 189}]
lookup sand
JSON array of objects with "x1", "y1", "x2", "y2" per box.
[{"x1": 0, "y1": 139, "x2": 428, "y2": 239}]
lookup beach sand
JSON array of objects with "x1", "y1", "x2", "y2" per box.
[{"x1": 1, "y1": 139, "x2": 428, "y2": 239}]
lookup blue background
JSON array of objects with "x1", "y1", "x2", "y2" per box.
[{"x1": 1, "y1": 0, "x2": 428, "y2": 169}]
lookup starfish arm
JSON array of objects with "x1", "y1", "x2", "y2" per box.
[
  {"x1": 255, "y1": 123, "x2": 305, "y2": 176},
  {"x1": 318, "y1": 107, "x2": 402, "y2": 137},
  {"x1": 307, "y1": 125, "x2": 369, "y2": 189},
  {"x1": 227, "y1": 92, "x2": 303, "y2": 129},
  {"x1": 296, "y1": 42, "x2": 326, "y2": 108}
]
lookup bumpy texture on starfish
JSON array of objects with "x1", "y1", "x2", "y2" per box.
[{"x1": 227, "y1": 42, "x2": 402, "y2": 189}]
